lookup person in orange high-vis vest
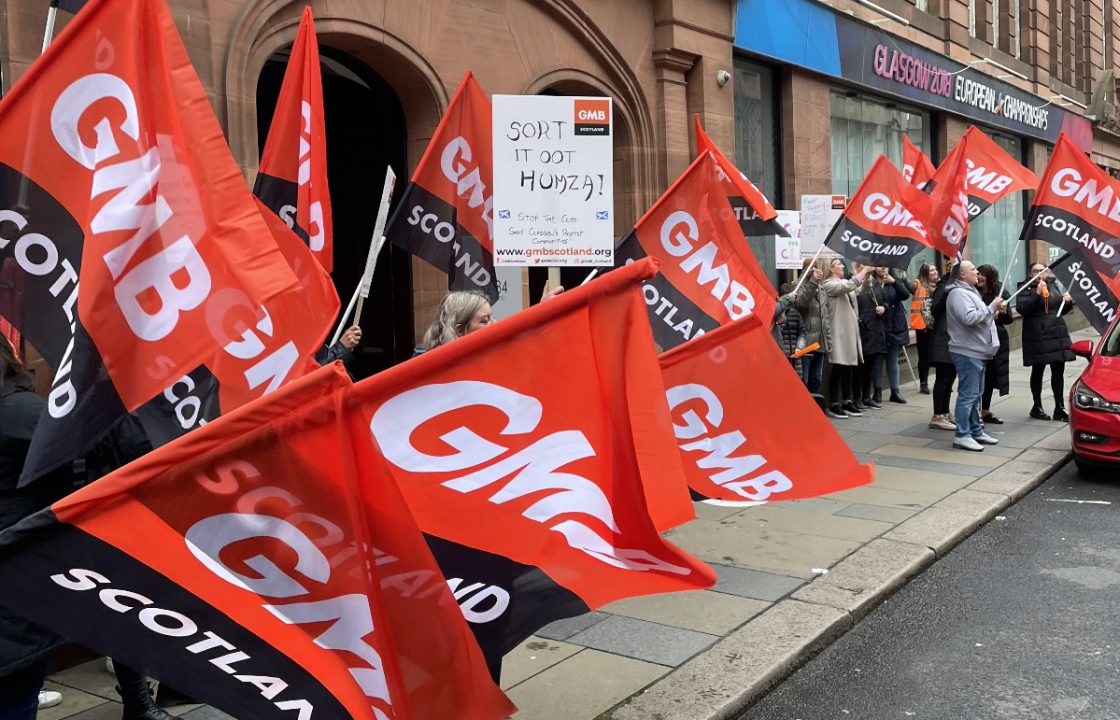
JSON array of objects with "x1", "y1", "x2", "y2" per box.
[{"x1": 911, "y1": 263, "x2": 939, "y2": 395}]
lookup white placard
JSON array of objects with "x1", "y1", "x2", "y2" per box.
[
  {"x1": 492, "y1": 95, "x2": 614, "y2": 266},
  {"x1": 799, "y1": 194, "x2": 845, "y2": 259},
  {"x1": 775, "y1": 210, "x2": 802, "y2": 269},
  {"x1": 491, "y1": 266, "x2": 526, "y2": 318}
]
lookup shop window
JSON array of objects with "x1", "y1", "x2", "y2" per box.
[
  {"x1": 966, "y1": 131, "x2": 1027, "y2": 295},
  {"x1": 829, "y1": 91, "x2": 934, "y2": 280},
  {"x1": 733, "y1": 58, "x2": 782, "y2": 282}
]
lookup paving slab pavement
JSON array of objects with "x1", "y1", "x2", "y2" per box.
[{"x1": 39, "y1": 330, "x2": 1094, "y2": 720}]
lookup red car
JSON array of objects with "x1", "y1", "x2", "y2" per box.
[{"x1": 1070, "y1": 317, "x2": 1120, "y2": 474}]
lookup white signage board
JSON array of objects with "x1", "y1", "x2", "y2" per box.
[
  {"x1": 492, "y1": 95, "x2": 614, "y2": 266},
  {"x1": 775, "y1": 210, "x2": 802, "y2": 269},
  {"x1": 799, "y1": 194, "x2": 846, "y2": 259}
]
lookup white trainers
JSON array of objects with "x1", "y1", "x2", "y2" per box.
[
  {"x1": 953, "y1": 436, "x2": 984, "y2": 452},
  {"x1": 38, "y1": 690, "x2": 62, "y2": 709},
  {"x1": 974, "y1": 433, "x2": 999, "y2": 445}
]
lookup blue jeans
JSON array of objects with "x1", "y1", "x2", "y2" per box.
[
  {"x1": 0, "y1": 659, "x2": 49, "y2": 720},
  {"x1": 950, "y1": 352, "x2": 986, "y2": 439},
  {"x1": 801, "y1": 351, "x2": 825, "y2": 394},
  {"x1": 885, "y1": 344, "x2": 903, "y2": 391}
]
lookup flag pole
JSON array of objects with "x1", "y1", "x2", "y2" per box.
[
  {"x1": 331, "y1": 282, "x2": 362, "y2": 347},
  {"x1": 1005, "y1": 253, "x2": 1071, "y2": 303},
  {"x1": 42, "y1": 4, "x2": 58, "y2": 53},
  {"x1": 1000, "y1": 237, "x2": 1022, "y2": 291},
  {"x1": 792, "y1": 243, "x2": 826, "y2": 296}
]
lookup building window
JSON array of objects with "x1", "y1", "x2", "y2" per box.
[
  {"x1": 994, "y1": 0, "x2": 1021, "y2": 57},
  {"x1": 967, "y1": 130, "x2": 1027, "y2": 290},
  {"x1": 829, "y1": 90, "x2": 934, "y2": 278},
  {"x1": 733, "y1": 58, "x2": 782, "y2": 281},
  {"x1": 915, "y1": 0, "x2": 928, "y2": 10},
  {"x1": 968, "y1": 0, "x2": 978, "y2": 38}
]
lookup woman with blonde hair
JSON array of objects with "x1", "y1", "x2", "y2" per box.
[{"x1": 417, "y1": 290, "x2": 494, "y2": 355}]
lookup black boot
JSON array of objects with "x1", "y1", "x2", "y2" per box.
[
  {"x1": 115, "y1": 663, "x2": 176, "y2": 720},
  {"x1": 889, "y1": 390, "x2": 908, "y2": 404},
  {"x1": 1053, "y1": 400, "x2": 1069, "y2": 423},
  {"x1": 1029, "y1": 404, "x2": 1052, "y2": 421},
  {"x1": 920, "y1": 382, "x2": 930, "y2": 395},
  {"x1": 873, "y1": 388, "x2": 883, "y2": 404}
]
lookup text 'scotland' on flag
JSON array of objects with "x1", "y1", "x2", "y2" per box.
[
  {"x1": 614, "y1": 151, "x2": 777, "y2": 351},
  {"x1": 824, "y1": 156, "x2": 933, "y2": 270},
  {"x1": 0, "y1": 363, "x2": 515, "y2": 720},
  {"x1": 353, "y1": 258, "x2": 715, "y2": 674},
  {"x1": 383, "y1": 72, "x2": 499, "y2": 301},
  {"x1": 0, "y1": 0, "x2": 301, "y2": 484}
]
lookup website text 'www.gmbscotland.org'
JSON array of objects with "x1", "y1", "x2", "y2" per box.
[{"x1": 497, "y1": 247, "x2": 612, "y2": 259}]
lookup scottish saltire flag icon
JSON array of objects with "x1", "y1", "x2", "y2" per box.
[
  {"x1": 498, "y1": 209, "x2": 511, "y2": 219},
  {"x1": 596, "y1": 210, "x2": 609, "y2": 220}
]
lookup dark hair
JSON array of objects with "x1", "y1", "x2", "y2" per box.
[
  {"x1": 779, "y1": 281, "x2": 795, "y2": 295},
  {"x1": 0, "y1": 337, "x2": 32, "y2": 390},
  {"x1": 918, "y1": 263, "x2": 935, "y2": 284},
  {"x1": 976, "y1": 264, "x2": 1000, "y2": 294}
]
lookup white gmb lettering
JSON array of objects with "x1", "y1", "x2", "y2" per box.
[
  {"x1": 1050, "y1": 168, "x2": 1120, "y2": 224},
  {"x1": 50, "y1": 73, "x2": 211, "y2": 342},
  {"x1": 658, "y1": 210, "x2": 756, "y2": 320},
  {"x1": 861, "y1": 193, "x2": 928, "y2": 238},
  {"x1": 440, "y1": 136, "x2": 494, "y2": 242},
  {"x1": 665, "y1": 383, "x2": 793, "y2": 501},
  {"x1": 370, "y1": 381, "x2": 691, "y2": 575}
]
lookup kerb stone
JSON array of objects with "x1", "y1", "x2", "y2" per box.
[
  {"x1": 610, "y1": 600, "x2": 850, "y2": 720},
  {"x1": 790, "y1": 538, "x2": 934, "y2": 616},
  {"x1": 882, "y1": 489, "x2": 1010, "y2": 555}
]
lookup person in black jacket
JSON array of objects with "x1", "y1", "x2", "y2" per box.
[
  {"x1": 928, "y1": 267, "x2": 958, "y2": 431},
  {"x1": 976, "y1": 265, "x2": 1014, "y2": 425},
  {"x1": 772, "y1": 283, "x2": 804, "y2": 377},
  {"x1": 857, "y1": 272, "x2": 888, "y2": 409},
  {"x1": 1018, "y1": 261, "x2": 1075, "y2": 421},
  {"x1": 0, "y1": 341, "x2": 72, "y2": 718},
  {"x1": 879, "y1": 267, "x2": 912, "y2": 404}
]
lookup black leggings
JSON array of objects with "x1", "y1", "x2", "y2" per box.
[
  {"x1": 861, "y1": 354, "x2": 883, "y2": 401},
  {"x1": 1030, "y1": 362, "x2": 1066, "y2": 406},
  {"x1": 933, "y1": 362, "x2": 956, "y2": 415},
  {"x1": 915, "y1": 330, "x2": 933, "y2": 384},
  {"x1": 830, "y1": 364, "x2": 855, "y2": 406},
  {"x1": 982, "y1": 358, "x2": 998, "y2": 412}
]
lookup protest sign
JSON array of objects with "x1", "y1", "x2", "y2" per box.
[
  {"x1": 492, "y1": 95, "x2": 614, "y2": 266},
  {"x1": 799, "y1": 195, "x2": 845, "y2": 259},
  {"x1": 775, "y1": 210, "x2": 802, "y2": 269}
]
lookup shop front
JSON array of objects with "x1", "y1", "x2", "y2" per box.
[{"x1": 732, "y1": 0, "x2": 1094, "y2": 284}]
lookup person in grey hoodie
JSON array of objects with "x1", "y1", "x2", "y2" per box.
[{"x1": 945, "y1": 261, "x2": 1007, "y2": 452}]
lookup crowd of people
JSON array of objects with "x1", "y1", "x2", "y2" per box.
[{"x1": 774, "y1": 255, "x2": 1076, "y2": 452}]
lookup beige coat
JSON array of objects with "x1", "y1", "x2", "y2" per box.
[{"x1": 823, "y1": 277, "x2": 866, "y2": 366}]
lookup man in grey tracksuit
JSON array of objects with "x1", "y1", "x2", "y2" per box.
[{"x1": 946, "y1": 261, "x2": 1007, "y2": 451}]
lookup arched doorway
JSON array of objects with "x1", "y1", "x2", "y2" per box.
[{"x1": 256, "y1": 47, "x2": 412, "y2": 377}]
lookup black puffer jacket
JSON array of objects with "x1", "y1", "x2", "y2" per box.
[
  {"x1": 930, "y1": 279, "x2": 954, "y2": 366},
  {"x1": 0, "y1": 378, "x2": 71, "y2": 676},
  {"x1": 882, "y1": 278, "x2": 911, "y2": 347},
  {"x1": 857, "y1": 283, "x2": 888, "y2": 356},
  {"x1": 981, "y1": 284, "x2": 1014, "y2": 395},
  {"x1": 1017, "y1": 281, "x2": 1075, "y2": 366}
]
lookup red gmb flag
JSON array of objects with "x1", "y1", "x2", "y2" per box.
[
  {"x1": 930, "y1": 125, "x2": 1038, "y2": 221},
  {"x1": 824, "y1": 155, "x2": 934, "y2": 269},
  {"x1": 1048, "y1": 254, "x2": 1120, "y2": 334},
  {"x1": 902, "y1": 134, "x2": 935, "y2": 189},
  {"x1": 355, "y1": 258, "x2": 714, "y2": 671},
  {"x1": 615, "y1": 151, "x2": 776, "y2": 351},
  {"x1": 253, "y1": 6, "x2": 333, "y2": 271},
  {"x1": 206, "y1": 198, "x2": 339, "y2": 412},
  {"x1": 1025, "y1": 133, "x2": 1120, "y2": 280},
  {"x1": 659, "y1": 314, "x2": 873, "y2": 504},
  {"x1": 924, "y1": 144, "x2": 971, "y2": 258},
  {"x1": 0, "y1": 364, "x2": 513, "y2": 720},
  {"x1": 694, "y1": 114, "x2": 788, "y2": 237},
  {"x1": 0, "y1": 0, "x2": 298, "y2": 482},
  {"x1": 384, "y1": 72, "x2": 498, "y2": 301}
]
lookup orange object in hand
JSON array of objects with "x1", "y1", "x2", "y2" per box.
[
  {"x1": 1040, "y1": 280, "x2": 1050, "y2": 298},
  {"x1": 791, "y1": 342, "x2": 820, "y2": 359}
]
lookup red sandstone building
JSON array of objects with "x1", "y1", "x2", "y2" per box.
[{"x1": 2, "y1": 0, "x2": 1117, "y2": 371}]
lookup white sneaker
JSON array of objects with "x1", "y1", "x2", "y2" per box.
[
  {"x1": 974, "y1": 433, "x2": 999, "y2": 445},
  {"x1": 38, "y1": 690, "x2": 62, "y2": 709},
  {"x1": 953, "y1": 436, "x2": 984, "y2": 452},
  {"x1": 105, "y1": 657, "x2": 114, "y2": 673}
]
